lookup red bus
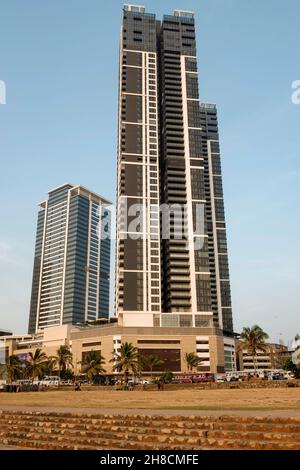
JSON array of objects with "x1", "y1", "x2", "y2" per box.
[{"x1": 172, "y1": 372, "x2": 215, "y2": 384}]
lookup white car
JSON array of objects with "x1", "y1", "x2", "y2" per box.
[
  {"x1": 0, "y1": 379, "x2": 7, "y2": 390},
  {"x1": 128, "y1": 378, "x2": 150, "y2": 385},
  {"x1": 39, "y1": 375, "x2": 61, "y2": 387},
  {"x1": 138, "y1": 379, "x2": 150, "y2": 385}
]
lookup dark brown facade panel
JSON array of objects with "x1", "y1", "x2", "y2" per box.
[
  {"x1": 194, "y1": 239, "x2": 209, "y2": 273},
  {"x1": 138, "y1": 348, "x2": 181, "y2": 371},
  {"x1": 121, "y1": 154, "x2": 143, "y2": 163},
  {"x1": 123, "y1": 272, "x2": 143, "y2": 311},
  {"x1": 122, "y1": 123, "x2": 143, "y2": 154},
  {"x1": 124, "y1": 164, "x2": 143, "y2": 197},
  {"x1": 124, "y1": 238, "x2": 143, "y2": 270},
  {"x1": 196, "y1": 274, "x2": 212, "y2": 312},
  {"x1": 137, "y1": 339, "x2": 180, "y2": 344},
  {"x1": 123, "y1": 67, "x2": 142, "y2": 94},
  {"x1": 125, "y1": 197, "x2": 143, "y2": 227},
  {"x1": 191, "y1": 168, "x2": 205, "y2": 200},
  {"x1": 122, "y1": 94, "x2": 142, "y2": 123},
  {"x1": 124, "y1": 51, "x2": 143, "y2": 66}
]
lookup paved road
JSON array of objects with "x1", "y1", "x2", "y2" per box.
[
  {"x1": 0, "y1": 445, "x2": 29, "y2": 450},
  {"x1": 1, "y1": 405, "x2": 300, "y2": 418}
]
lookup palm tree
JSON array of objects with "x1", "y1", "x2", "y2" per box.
[
  {"x1": 6, "y1": 355, "x2": 23, "y2": 383},
  {"x1": 239, "y1": 325, "x2": 269, "y2": 375},
  {"x1": 81, "y1": 350, "x2": 106, "y2": 383},
  {"x1": 140, "y1": 354, "x2": 164, "y2": 380},
  {"x1": 110, "y1": 342, "x2": 140, "y2": 383},
  {"x1": 55, "y1": 345, "x2": 73, "y2": 378},
  {"x1": 161, "y1": 370, "x2": 174, "y2": 384},
  {"x1": 185, "y1": 352, "x2": 203, "y2": 372},
  {"x1": 24, "y1": 348, "x2": 48, "y2": 380},
  {"x1": 44, "y1": 356, "x2": 57, "y2": 375}
]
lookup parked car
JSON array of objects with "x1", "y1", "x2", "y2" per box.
[
  {"x1": 38, "y1": 376, "x2": 61, "y2": 387},
  {"x1": 0, "y1": 379, "x2": 7, "y2": 391},
  {"x1": 128, "y1": 378, "x2": 150, "y2": 385},
  {"x1": 271, "y1": 373, "x2": 285, "y2": 381},
  {"x1": 215, "y1": 374, "x2": 227, "y2": 382},
  {"x1": 13, "y1": 380, "x2": 33, "y2": 386},
  {"x1": 60, "y1": 380, "x2": 74, "y2": 386},
  {"x1": 138, "y1": 379, "x2": 150, "y2": 385},
  {"x1": 174, "y1": 376, "x2": 193, "y2": 384},
  {"x1": 10, "y1": 380, "x2": 39, "y2": 392}
]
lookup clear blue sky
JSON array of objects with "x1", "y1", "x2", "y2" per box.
[{"x1": 0, "y1": 0, "x2": 299, "y2": 345}]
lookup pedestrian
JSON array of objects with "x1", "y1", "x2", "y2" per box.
[{"x1": 74, "y1": 381, "x2": 81, "y2": 391}]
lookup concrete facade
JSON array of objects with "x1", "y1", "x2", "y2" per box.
[
  {"x1": 71, "y1": 325, "x2": 225, "y2": 374},
  {"x1": 236, "y1": 342, "x2": 290, "y2": 371},
  {"x1": 2, "y1": 324, "x2": 226, "y2": 375}
]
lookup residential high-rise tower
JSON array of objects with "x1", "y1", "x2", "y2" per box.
[
  {"x1": 116, "y1": 5, "x2": 233, "y2": 335},
  {"x1": 28, "y1": 184, "x2": 111, "y2": 334}
]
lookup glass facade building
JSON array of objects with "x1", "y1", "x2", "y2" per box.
[
  {"x1": 116, "y1": 5, "x2": 234, "y2": 335},
  {"x1": 28, "y1": 184, "x2": 111, "y2": 334}
]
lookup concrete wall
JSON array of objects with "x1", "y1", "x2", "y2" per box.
[
  {"x1": 71, "y1": 326, "x2": 225, "y2": 374},
  {"x1": 4, "y1": 325, "x2": 226, "y2": 375}
]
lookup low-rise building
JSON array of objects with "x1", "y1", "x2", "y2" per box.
[
  {"x1": 2, "y1": 323, "x2": 227, "y2": 375},
  {"x1": 237, "y1": 342, "x2": 290, "y2": 371}
]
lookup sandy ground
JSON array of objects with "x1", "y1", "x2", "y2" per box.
[{"x1": 0, "y1": 387, "x2": 300, "y2": 411}]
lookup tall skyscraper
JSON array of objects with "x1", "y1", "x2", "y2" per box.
[
  {"x1": 28, "y1": 183, "x2": 111, "y2": 334},
  {"x1": 116, "y1": 5, "x2": 233, "y2": 335},
  {"x1": 115, "y1": 5, "x2": 162, "y2": 326}
]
